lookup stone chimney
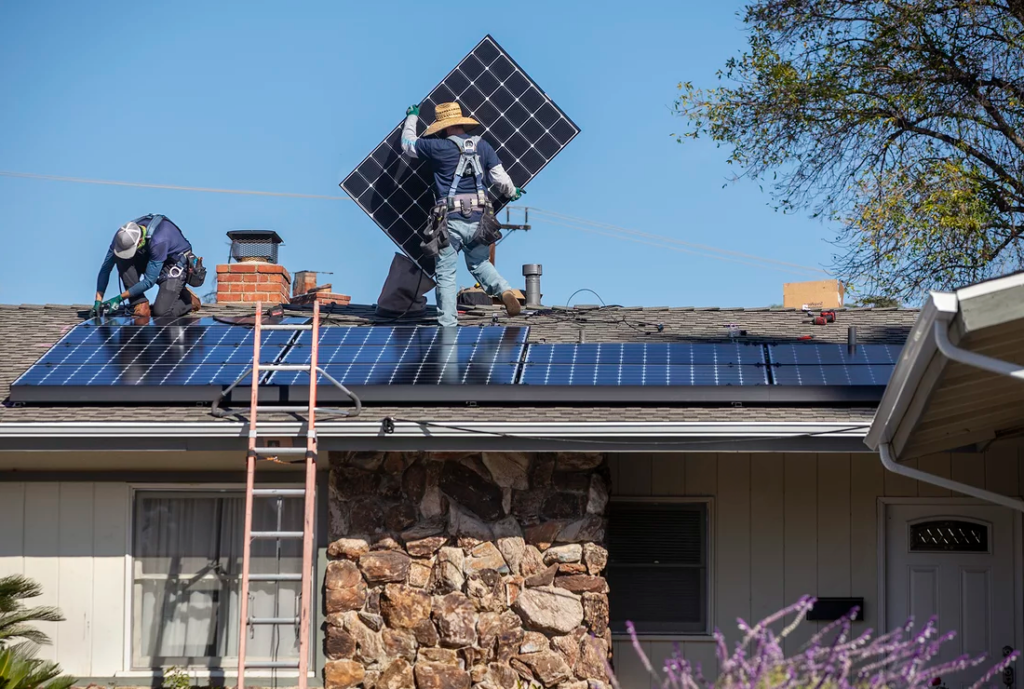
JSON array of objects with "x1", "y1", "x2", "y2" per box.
[{"x1": 216, "y1": 230, "x2": 292, "y2": 304}]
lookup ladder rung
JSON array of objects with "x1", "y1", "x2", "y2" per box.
[
  {"x1": 242, "y1": 661, "x2": 301, "y2": 669},
  {"x1": 249, "y1": 406, "x2": 314, "y2": 413},
  {"x1": 251, "y1": 531, "x2": 304, "y2": 540},
  {"x1": 248, "y1": 573, "x2": 303, "y2": 582},
  {"x1": 260, "y1": 324, "x2": 313, "y2": 331},
  {"x1": 252, "y1": 488, "x2": 306, "y2": 497},
  {"x1": 261, "y1": 364, "x2": 312, "y2": 371},
  {"x1": 249, "y1": 616, "x2": 299, "y2": 625},
  {"x1": 252, "y1": 447, "x2": 308, "y2": 455}
]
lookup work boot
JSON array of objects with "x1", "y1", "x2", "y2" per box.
[
  {"x1": 186, "y1": 288, "x2": 201, "y2": 312},
  {"x1": 132, "y1": 300, "x2": 152, "y2": 326},
  {"x1": 501, "y1": 290, "x2": 522, "y2": 318}
]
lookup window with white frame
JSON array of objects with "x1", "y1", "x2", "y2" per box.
[
  {"x1": 131, "y1": 489, "x2": 305, "y2": 668},
  {"x1": 607, "y1": 500, "x2": 709, "y2": 635}
]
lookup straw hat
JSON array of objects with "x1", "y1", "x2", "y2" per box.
[{"x1": 422, "y1": 102, "x2": 480, "y2": 137}]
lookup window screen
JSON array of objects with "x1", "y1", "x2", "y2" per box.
[
  {"x1": 607, "y1": 501, "x2": 708, "y2": 634},
  {"x1": 131, "y1": 490, "x2": 305, "y2": 668},
  {"x1": 910, "y1": 520, "x2": 988, "y2": 553}
]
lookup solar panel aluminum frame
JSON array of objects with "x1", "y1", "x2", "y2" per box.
[{"x1": 340, "y1": 34, "x2": 580, "y2": 277}]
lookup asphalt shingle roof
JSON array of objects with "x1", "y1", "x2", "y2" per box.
[{"x1": 0, "y1": 301, "x2": 918, "y2": 426}]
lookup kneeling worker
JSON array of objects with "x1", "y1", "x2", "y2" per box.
[
  {"x1": 401, "y1": 101, "x2": 526, "y2": 327},
  {"x1": 94, "y1": 214, "x2": 203, "y2": 319}
]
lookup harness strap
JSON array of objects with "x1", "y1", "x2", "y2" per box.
[{"x1": 445, "y1": 135, "x2": 487, "y2": 206}]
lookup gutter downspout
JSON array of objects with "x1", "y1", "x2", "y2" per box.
[{"x1": 876, "y1": 316, "x2": 1024, "y2": 513}]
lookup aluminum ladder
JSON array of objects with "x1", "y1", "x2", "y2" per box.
[{"x1": 213, "y1": 300, "x2": 360, "y2": 689}]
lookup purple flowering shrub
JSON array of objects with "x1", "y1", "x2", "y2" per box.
[{"x1": 610, "y1": 596, "x2": 1019, "y2": 689}]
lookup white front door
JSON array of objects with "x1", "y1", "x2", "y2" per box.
[{"x1": 886, "y1": 503, "x2": 1018, "y2": 688}]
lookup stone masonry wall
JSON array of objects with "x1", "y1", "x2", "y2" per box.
[{"x1": 324, "y1": 451, "x2": 611, "y2": 689}]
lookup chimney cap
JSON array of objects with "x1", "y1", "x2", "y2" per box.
[
  {"x1": 226, "y1": 230, "x2": 284, "y2": 244},
  {"x1": 523, "y1": 264, "x2": 543, "y2": 276},
  {"x1": 227, "y1": 230, "x2": 284, "y2": 264}
]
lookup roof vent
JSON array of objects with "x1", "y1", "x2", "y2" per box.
[
  {"x1": 227, "y1": 230, "x2": 284, "y2": 264},
  {"x1": 523, "y1": 264, "x2": 543, "y2": 308}
]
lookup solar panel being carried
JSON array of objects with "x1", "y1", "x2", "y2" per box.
[{"x1": 340, "y1": 35, "x2": 579, "y2": 276}]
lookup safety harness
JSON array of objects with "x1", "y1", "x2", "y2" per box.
[
  {"x1": 127, "y1": 214, "x2": 206, "y2": 287},
  {"x1": 421, "y1": 136, "x2": 501, "y2": 258}
]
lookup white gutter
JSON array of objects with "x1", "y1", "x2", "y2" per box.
[
  {"x1": 933, "y1": 319, "x2": 1024, "y2": 381},
  {"x1": 0, "y1": 420, "x2": 870, "y2": 440},
  {"x1": 880, "y1": 441, "x2": 1024, "y2": 512},
  {"x1": 870, "y1": 282, "x2": 1024, "y2": 512}
]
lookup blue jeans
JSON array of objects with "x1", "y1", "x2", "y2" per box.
[{"x1": 435, "y1": 217, "x2": 512, "y2": 327}]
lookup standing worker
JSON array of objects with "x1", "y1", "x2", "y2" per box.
[
  {"x1": 94, "y1": 214, "x2": 204, "y2": 319},
  {"x1": 400, "y1": 101, "x2": 526, "y2": 327}
]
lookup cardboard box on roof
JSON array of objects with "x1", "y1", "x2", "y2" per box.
[{"x1": 783, "y1": 279, "x2": 845, "y2": 309}]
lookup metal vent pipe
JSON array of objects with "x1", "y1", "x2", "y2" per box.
[{"x1": 523, "y1": 264, "x2": 543, "y2": 308}]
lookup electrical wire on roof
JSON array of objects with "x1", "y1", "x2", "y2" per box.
[{"x1": 380, "y1": 417, "x2": 871, "y2": 447}]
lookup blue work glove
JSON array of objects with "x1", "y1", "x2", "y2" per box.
[
  {"x1": 512, "y1": 187, "x2": 526, "y2": 201},
  {"x1": 406, "y1": 104, "x2": 420, "y2": 117},
  {"x1": 103, "y1": 295, "x2": 125, "y2": 310}
]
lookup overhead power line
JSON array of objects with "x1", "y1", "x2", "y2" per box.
[
  {"x1": 0, "y1": 171, "x2": 351, "y2": 201},
  {"x1": 0, "y1": 170, "x2": 831, "y2": 277},
  {"x1": 514, "y1": 206, "x2": 830, "y2": 276},
  {"x1": 537, "y1": 216, "x2": 825, "y2": 277}
]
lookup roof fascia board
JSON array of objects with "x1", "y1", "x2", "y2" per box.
[
  {"x1": 0, "y1": 434, "x2": 871, "y2": 455},
  {"x1": 865, "y1": 291, "x2": 957, "y2": 450},
  {"x1": 0, "y1": 420, "x2": 869, "y2": 440},
  {"x1": 9, "y1": 385, "x2": 885, "y2": 405},
  {"x1": 956, "y1": 272, "x2": 1024, "y2": 333}
]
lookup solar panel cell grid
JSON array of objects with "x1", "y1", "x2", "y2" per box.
[
  {"x1": 269, "y1": 325, "x2": 528, "y2": 387},
  {"x1": 772, "y1": 364, "x2": 895, "y2": 386},
  {"x1": 768, "y1": 343, "x2": 901, "y2": 365},
  {"x1": 519, "y1": 363, "x2": 768, "y2": 387},
  {"x1": 341, "y1": 35, "x2": 580, "y2": 276}
]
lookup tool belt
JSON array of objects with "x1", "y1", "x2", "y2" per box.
[
  {"x1": 184, "y1": 251, "x2": 207, "y2": 288},
  {"x1": 421, "y1": 203, "x2": 451, "y2": 258}
]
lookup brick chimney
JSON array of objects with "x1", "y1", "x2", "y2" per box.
[
  {"x1": 289, "y1": 270, "x2": 351, "y2": 307},
  {"x1": 216, "y1": 263, "x2": 291, "y2": 304},
  {"x1": 216, "y1": 230, "x2": 291, "y2": 304}
]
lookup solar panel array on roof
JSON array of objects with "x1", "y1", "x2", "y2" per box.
[
  {"x1": 9, "y1": 322, "x2": 899, "y2": 405},
  {"x1": 10, "y1": 317, "x2": 303, "y2": 397},
  {"x1": 340, "y1": 35, "x2": 580, "y2": 276}
]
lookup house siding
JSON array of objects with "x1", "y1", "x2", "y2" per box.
[
  {"x1": 0, "y1": 482, "x2": 128, "y2": 677},
  {"x1": 607, "y1": 445, "x2": 1024, "y2": 689}
]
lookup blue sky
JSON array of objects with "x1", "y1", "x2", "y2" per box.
[{"x1": 0, "y1": 1, "x2": 838, "y2": 308}]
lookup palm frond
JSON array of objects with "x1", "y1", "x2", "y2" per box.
[
  {"x1": 0, "y1": 644, "x2": 76, "y2": 689},
  {"x1": 0, "y1": 579, "x2": 42, "y2": 616}
]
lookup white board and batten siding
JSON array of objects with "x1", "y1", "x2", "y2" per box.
[
  {"x1": 0, "y1": 482, "x2": 129, "y2": 678},
  {"x1": 607, "y1": 446, "x2": 1024, "y2": 689}
]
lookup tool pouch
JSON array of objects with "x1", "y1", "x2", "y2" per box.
[
  {"x1": 469, "y1": 203, "x2": 502, "y2": 248},
  {"x1": 186, "y1": 253, "x2": 207, "y2": 288},
  {"x1": 421, "y1": 203, "x2": 451, "y2": 258}
]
